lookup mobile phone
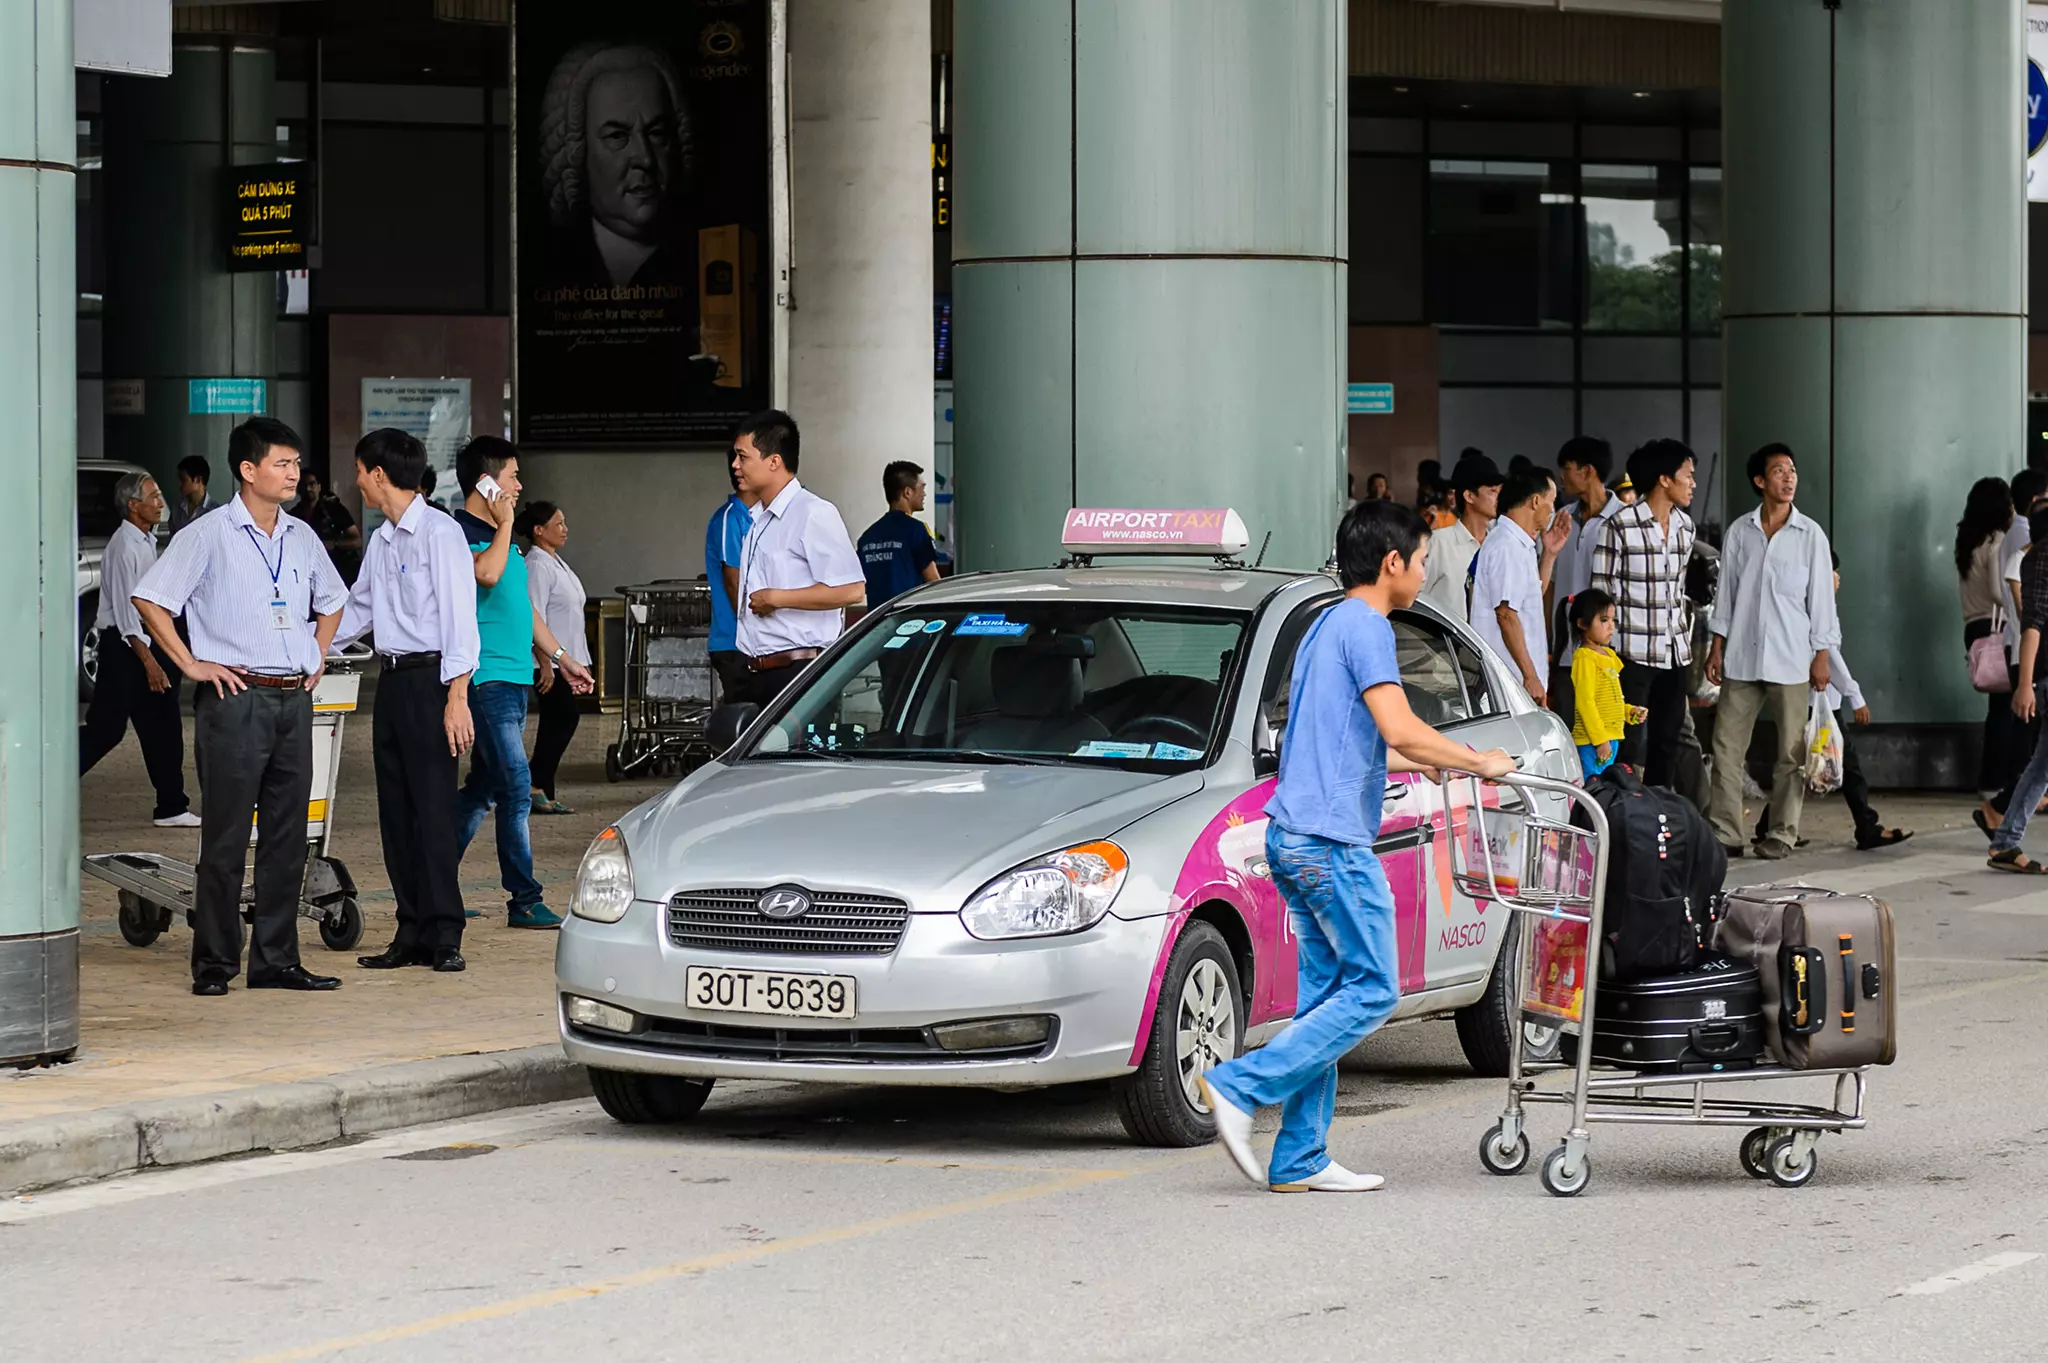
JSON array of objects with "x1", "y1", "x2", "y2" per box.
[{"x1": 475, "y1": 474, "x2": 503, "y2": 503}]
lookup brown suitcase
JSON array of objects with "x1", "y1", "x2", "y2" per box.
[{"x1": 1712, "y1": 884, "x2": 1896, "y2": 1068}]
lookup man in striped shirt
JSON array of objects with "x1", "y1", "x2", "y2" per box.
[{"x1": 1589, "y1": 439, "x2": 1698, "y2": 789}]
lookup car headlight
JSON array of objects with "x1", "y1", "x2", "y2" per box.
[
  {"x1": 570, "y1": 826, "x2": 636, "y2": 923},
  {"x1": 960, "y1": 841, "x2": 1128, "y2": 941}
]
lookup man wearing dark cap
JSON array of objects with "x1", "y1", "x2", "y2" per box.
[{"x1": 1419, "y1": 451, "x2": 1503, "y2": 622}]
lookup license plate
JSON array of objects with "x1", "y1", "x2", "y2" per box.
[{"x1": 684, "y1": 966, "x2": 857, "y2": 1020}]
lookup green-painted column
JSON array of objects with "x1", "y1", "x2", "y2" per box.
[
  {"x1": 103, "y1": 44, "x2": 276, "y2": 498},
  {"x1": 952, "y1": 0, "x2": 1346, "y2": 570},
  {"x1": 1724, "y1": 0, "x2": 2024, "y2": 725},
  {"x1": 0, "y1": 0, "x2": 79, "y2": 1065}
]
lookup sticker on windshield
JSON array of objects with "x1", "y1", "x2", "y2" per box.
[
  {"x1": 1072, "y1": 740, "x2": 1154, "y2": 759},
  {"x1": 921, "y1": 619, "x2": 947, "y2": 634},
  {"x1": 884, "y1": 636, "x2": 911, "y2": 650},
  {"x1": 1152, "y1": 742, "x2": 1205, "y2": 761},
  {"x1": 955, "y1": 613, "x2": 1028, "y2": 637},
  {"x1": 895, "y1": 619, "x2": 927, "y2": 636}
]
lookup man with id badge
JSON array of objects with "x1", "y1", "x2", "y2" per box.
[{"x1": 133, "y1": 418, "x2": 349, "y2": 997}]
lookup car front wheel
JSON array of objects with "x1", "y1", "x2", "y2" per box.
[
  {"x1": 588, "y1": 1068, "x2": 716, "y2": 1125},
  {"x1": 1114, "y1": 921, "x2": 1242, "y2": 1148}
]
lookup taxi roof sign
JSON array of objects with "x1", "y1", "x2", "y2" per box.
[{"x1": 1060, "y1": 508, "x2": 1251, "y2": 559}]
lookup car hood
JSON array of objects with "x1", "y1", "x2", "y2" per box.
[{"x1": 617, "y1": 760, "x2": 1205, "y2": 910}]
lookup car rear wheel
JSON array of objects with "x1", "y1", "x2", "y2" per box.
[
  {"x1": 1114, "y1": 921, "x2": 1241, "y2": 1148},
  {"x1": 588, "y1": 1068, "x2": 716, "y2": 1125},
  {"x1": 79, "y1": 595, "x2": 100, "y2": 704},
  {"x1": 1455, "y1": 923, "x2": 1561, "y2": 1076}
]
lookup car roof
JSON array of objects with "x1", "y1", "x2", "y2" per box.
[
  {"x1": 78, "y1": 459, "x2": 149, "y2": 475},
  {"x1": 898, "y1": 565, "x2": 1326, "y2": 612}
]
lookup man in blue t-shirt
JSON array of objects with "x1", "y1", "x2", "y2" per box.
[
  {"x1": 705, "y1": 466, "x2": 755, "y2": 699},
  {"x1": 1199, "y1": 500, "x2": 1514, "y2": 1194},
  {"x1": 857, "y1": 461, "x2": 941, "y2": 610}
]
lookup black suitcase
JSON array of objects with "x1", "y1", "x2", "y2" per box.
[{"x1": 1564, "y1": 955, "x2": 1766, "y2": 1073}]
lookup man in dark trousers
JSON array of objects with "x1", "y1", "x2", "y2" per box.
[
  {"x1": 338, "y1": 428, "x2": 482, "y2": 974},
  {"x1": 133, "y1": 418, "x2": 348, "y2": 996},
  {"x1": 81, "y1": 470, "x2": 197, "y2": 827}
]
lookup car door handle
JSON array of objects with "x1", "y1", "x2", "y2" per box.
[{"x1": 1383, "y1": 785, "x2": 1410, "y2": 804}]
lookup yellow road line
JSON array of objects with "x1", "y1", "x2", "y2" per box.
[
  {"x1": 235, "y1": 1168, "x2": 1126, "y2": 1363},
  {"x1": 534, "y1": 1141, "x2": 1121, "y2": 1177}
]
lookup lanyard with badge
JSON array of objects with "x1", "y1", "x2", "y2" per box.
[{"x1": 243, "y1": 525, "x2": 293, "y2": 632}]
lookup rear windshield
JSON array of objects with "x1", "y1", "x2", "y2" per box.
[{"x1": 739, "y1": 601, "x2": 1250, "y2": 770}]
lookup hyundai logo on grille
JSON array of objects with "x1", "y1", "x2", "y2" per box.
[{"x1": 754, "y1": 886, "x2": 814, "y2": 921}]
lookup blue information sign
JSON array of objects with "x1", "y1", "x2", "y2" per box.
[
  {"x1": 187, "y1": 378, "x2": 268, "y2": 415},
  {"x1": 2030, "y1": 59, "x2": 2048, "y2": 156},
  {"x1": 1346, "y1": 382, "x2": 1394, "y2": 415}
]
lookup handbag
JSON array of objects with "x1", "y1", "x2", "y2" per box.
[{"x1": 1970, "y1": 608, "x2": 2012, "y2": 694}]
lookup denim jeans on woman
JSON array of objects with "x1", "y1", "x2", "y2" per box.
[
  {"x1": 1202, "y1": 825, "x2": 1400, "y2": 1185},
  {"x1": 457, "y1": 680, "x2": 544, "y2": 912},
  {"x1": 1993, "y1": 688, "x2": 2048, "y2": 855}
]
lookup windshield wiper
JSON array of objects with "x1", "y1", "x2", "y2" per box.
[
  {"x1": 863, "y1": 748, "x2": 1075, "y2": 768},
  {"x1": 745, "y1": 746, "x2": 855, "y2": 762}
]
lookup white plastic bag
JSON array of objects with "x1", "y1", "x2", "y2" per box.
[{"x1": 1804, "y1": 693, "x2": 1844, "y2": 795}]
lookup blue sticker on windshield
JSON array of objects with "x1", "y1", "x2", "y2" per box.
[
  {"x1": 921, "y1": 619, "x2": 947, "y2": 633},
  {"x1": 884, "y1": 636, "x2": 911, "y2": 650},
  {"x1": 955, "y1": 613, "x2": 1029, "y2": 637},
  {"x1": 1072, "y1": 740, "x2": 1153, "y2": 759},
  {"x1": 1152, "y1": 742, "x2": 1205, "y2": 761}
]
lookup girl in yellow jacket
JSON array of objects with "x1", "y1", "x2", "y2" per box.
[{"x1": 1569, "y1": 588, "x2": 1642, "y2": 779}]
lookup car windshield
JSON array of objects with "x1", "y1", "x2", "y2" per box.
[
  {"x1": 739, "y1": 601, "x2": 1250, "y2": 769},
  {"x1": 78, "y1": 470, "x2": 127, "y2": 539}
]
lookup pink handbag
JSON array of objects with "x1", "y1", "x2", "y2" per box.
[{"x1": 1971, "y1": 609, "x2": 2011, "y2": 694}]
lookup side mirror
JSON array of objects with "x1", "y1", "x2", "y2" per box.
[
  {"x1": 705, "y1": 703, "x2": 760, "y2": 754},
  {"x1": 1253, "y1": 706, "x2": 1281, "y2": 779}
]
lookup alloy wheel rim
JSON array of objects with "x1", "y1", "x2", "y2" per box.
[{"x1": 1177, "y1": 959, "x2": 1237, "y2": 1112}]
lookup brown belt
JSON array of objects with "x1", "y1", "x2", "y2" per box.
[
  {"x1": 231, "y1": 668, "x2": 307, "y2": 690},
  {"x1": 744, "y1": 648, "x2": 821, "y2": 673}
]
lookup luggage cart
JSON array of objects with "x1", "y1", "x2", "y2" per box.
[
  {"x1": 81, "y1": 648, "x2": 370, "y2": 953},
  {"x1": 605, "y1": 580, "x2": 717, "y2": 781},
  {"x1": 1452, "y1": 769, "x2": 1869, "y2": 1198}
]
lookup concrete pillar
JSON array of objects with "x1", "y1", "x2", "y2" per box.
[
  {"x1": 1723, "y1": 0, "x2": 2024, "y2": 726},
  {"x1": 785, "y1": 0, "x2": 933, "y2": 540},
  {"x1": 952, "y1": 0, "x2": 1346, "y2": 571},
  {"x1": 103, "y1": 43, "x2": 276, "y2": 498},
  {"x1": 0, "y1": 0, "x2": 80, "y2": 1065}
]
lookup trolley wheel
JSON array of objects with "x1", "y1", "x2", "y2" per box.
[
  {"x1": 605, "y1": 743, "x2": 625, "y2": 782},
  {"x1": 1540, "y1": 1143, "x2": 1591, "y2": 1197},
  {"x1": 1478, "y1": 1123, "x2": 1531, "y2": 1176},
  {"x1": 117, "y1": 891, "x2": 164, "y2": 948},
  {"x1": 318, "y1": 897, "x2": 365, "y2": 952},
  {"x1": 1740, "y1": 1127, "x2": 1776, "y2": 1180},
  {"x1": 1764, "y1": 1135, "x2": 1818, "y2": 1189}
]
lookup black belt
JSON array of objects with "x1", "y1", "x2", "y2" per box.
[{"x1": 380, "y1": 650, "x2": 442, "y2": 672}]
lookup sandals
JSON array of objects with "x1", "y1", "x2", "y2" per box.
[
  {"x1": 528, "y1": 792, "x2": 577, "y2": 816},
  {"x1": 1988, "y1": 848, "x2": 2048, "y2": 875},
  {"x1": 1975, "y1": 808, "x2": 1998, "y2": 842},
  {"x1": 1854, "y1": 828, "x2": 1913, "y2": 852}
]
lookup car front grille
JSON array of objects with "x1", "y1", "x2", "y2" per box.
[
  {"x1": 665, "y1": 888, "x2": 911, "y2": 956},
  {"x1": 597, "y1": 1017, "x2": 1055, "y2": 1064}
]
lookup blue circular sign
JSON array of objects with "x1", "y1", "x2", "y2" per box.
[{"x1": 2030, "y1": 59, "x2": 2048, "y2": 156}]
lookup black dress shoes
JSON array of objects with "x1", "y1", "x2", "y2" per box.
[
  {"x1": 248, "y1": 964, "x2": 342, "y2": 991},
  {"x1": 357, "y1": 943, "x2": 427, "y2": 969},
  {"x1": 432, "y1": 947, "x2": 467, "y2": 973},
  {"x1": 192, "y1": 979, "x2": 229, "y2": 997}
]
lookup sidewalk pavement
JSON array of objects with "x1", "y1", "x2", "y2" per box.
[
  {"x1": 3, "y1": 691, "x2": 1983, "y2": 1195},
  {"x1": 3, "y1": 690, "x2": 671, "y2": 1194}
]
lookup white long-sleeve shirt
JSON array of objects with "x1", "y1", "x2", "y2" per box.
[
  {"x1": 335, "y1": 493, "x2": 481, "y2": 684},
  {"x1": 1823, "y1": 643, "x2": 1862, "y2": 714},
  {"x1": 1711, "y1": 505, "x2": 1840, "y2": 685}
]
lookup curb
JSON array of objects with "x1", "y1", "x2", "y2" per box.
[{"x1": 0, "y1": 1045, "x2": 591, "y2": 1197}]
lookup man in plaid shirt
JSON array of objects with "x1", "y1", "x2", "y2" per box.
[{"x1": 1590, "y1": 439, "x2": 1699, "y2": 787}]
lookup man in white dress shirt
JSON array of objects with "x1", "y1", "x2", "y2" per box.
[
  {"x1": 134, "y1": 419, "x2": 349, "y2": 996},
  {"x1": 81, "y1": 471, "x2": 196, "y2": 827},
  {"x1": 1418, "y1": 451, "x2": 1502, "y2": 623},
  {"x1": 1470, "y1": 466, "x2": 1567, "y2": 705},
  {"x1": 1547, "y1": 436, "x2": 1621, "y2": 722},
  {"x1": 727, "y1": 410, "x2": 865, "y2": 707},
  {"x1": 1705, "y1": 442, "x2": 1840, "y2": 860},
  {"x1": 337, "y1": 428, "x2": 483, "y2": 974}
]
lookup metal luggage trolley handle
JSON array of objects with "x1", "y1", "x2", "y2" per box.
[{"x1": 1445, "y1": 768, "x2": 1870, "y2": 1198}]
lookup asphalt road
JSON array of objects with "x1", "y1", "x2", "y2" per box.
[{"x1": 8, "y1": 824, "x2": 2048, "y2": 1363}]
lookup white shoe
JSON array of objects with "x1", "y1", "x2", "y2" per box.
[
  {"x1": 1270, "y1": 1160, "x2": 1385, "y2": 1193},
  {"x1": 1198, "y1": 1075, "x2": 1264, "y2": 1187},
  {"x1": 153, "y1": 812, "x2": 202, "y2": 828}
]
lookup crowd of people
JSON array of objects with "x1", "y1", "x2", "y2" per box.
[
  {"x1": 1355, "y1": 434, "x2": 1911, "y2": 862},
  {"x1": 1957, "y1": 468, "x2": 2048, "y2": 873}
]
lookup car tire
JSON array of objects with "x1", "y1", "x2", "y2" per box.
[
  {"x1": 1113, "y1": 921, "x2": 1242, "y2": 1148},
  {"x1": 1455, "y1": 924, "x2": 1560, "y2": 1076},
  {"x1": 587, "y1": 1067, "x2": 715, "y2": 1125}
]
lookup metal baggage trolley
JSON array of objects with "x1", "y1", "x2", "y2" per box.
[
  {"x1": 81, "y1": 648, "x2": 371, "y2": 953},
  {"x1": 1452, "y1": 769, "x2": 1869, "y2": 1198},
  {"x1": 605, "y1": 580, "x2": 718, "y2": 781}
]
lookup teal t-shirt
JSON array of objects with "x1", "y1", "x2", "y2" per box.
[{"x1": 454, "y1": 508, "x2": 533, "y2": 686}]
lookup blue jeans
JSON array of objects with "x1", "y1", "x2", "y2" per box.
[
  {"x1": 457, "y1": 681, "x2": 543, "y2": 912},
  {"x1": 1993, "y1": 704, "x2": 2048, "y2": 854},
  {"x1": 1203, "y1": 826, "x2": 1400, "y2": 1185}
]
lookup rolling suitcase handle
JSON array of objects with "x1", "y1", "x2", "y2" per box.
[
  {"x1": 1780, "y1": 946, "x2": 1827, "y2": 1036},
  {"x1": 1687, "y1": 1023, "x2": 1747, "y2": 1059},
  {"x1": 1838, "y1": 934, "x2": 1856, "y2": 1035}
]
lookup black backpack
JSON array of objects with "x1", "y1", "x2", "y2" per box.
[{"x1": 1572, "y1": 766, "x2": 1728, "y2": 981}]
